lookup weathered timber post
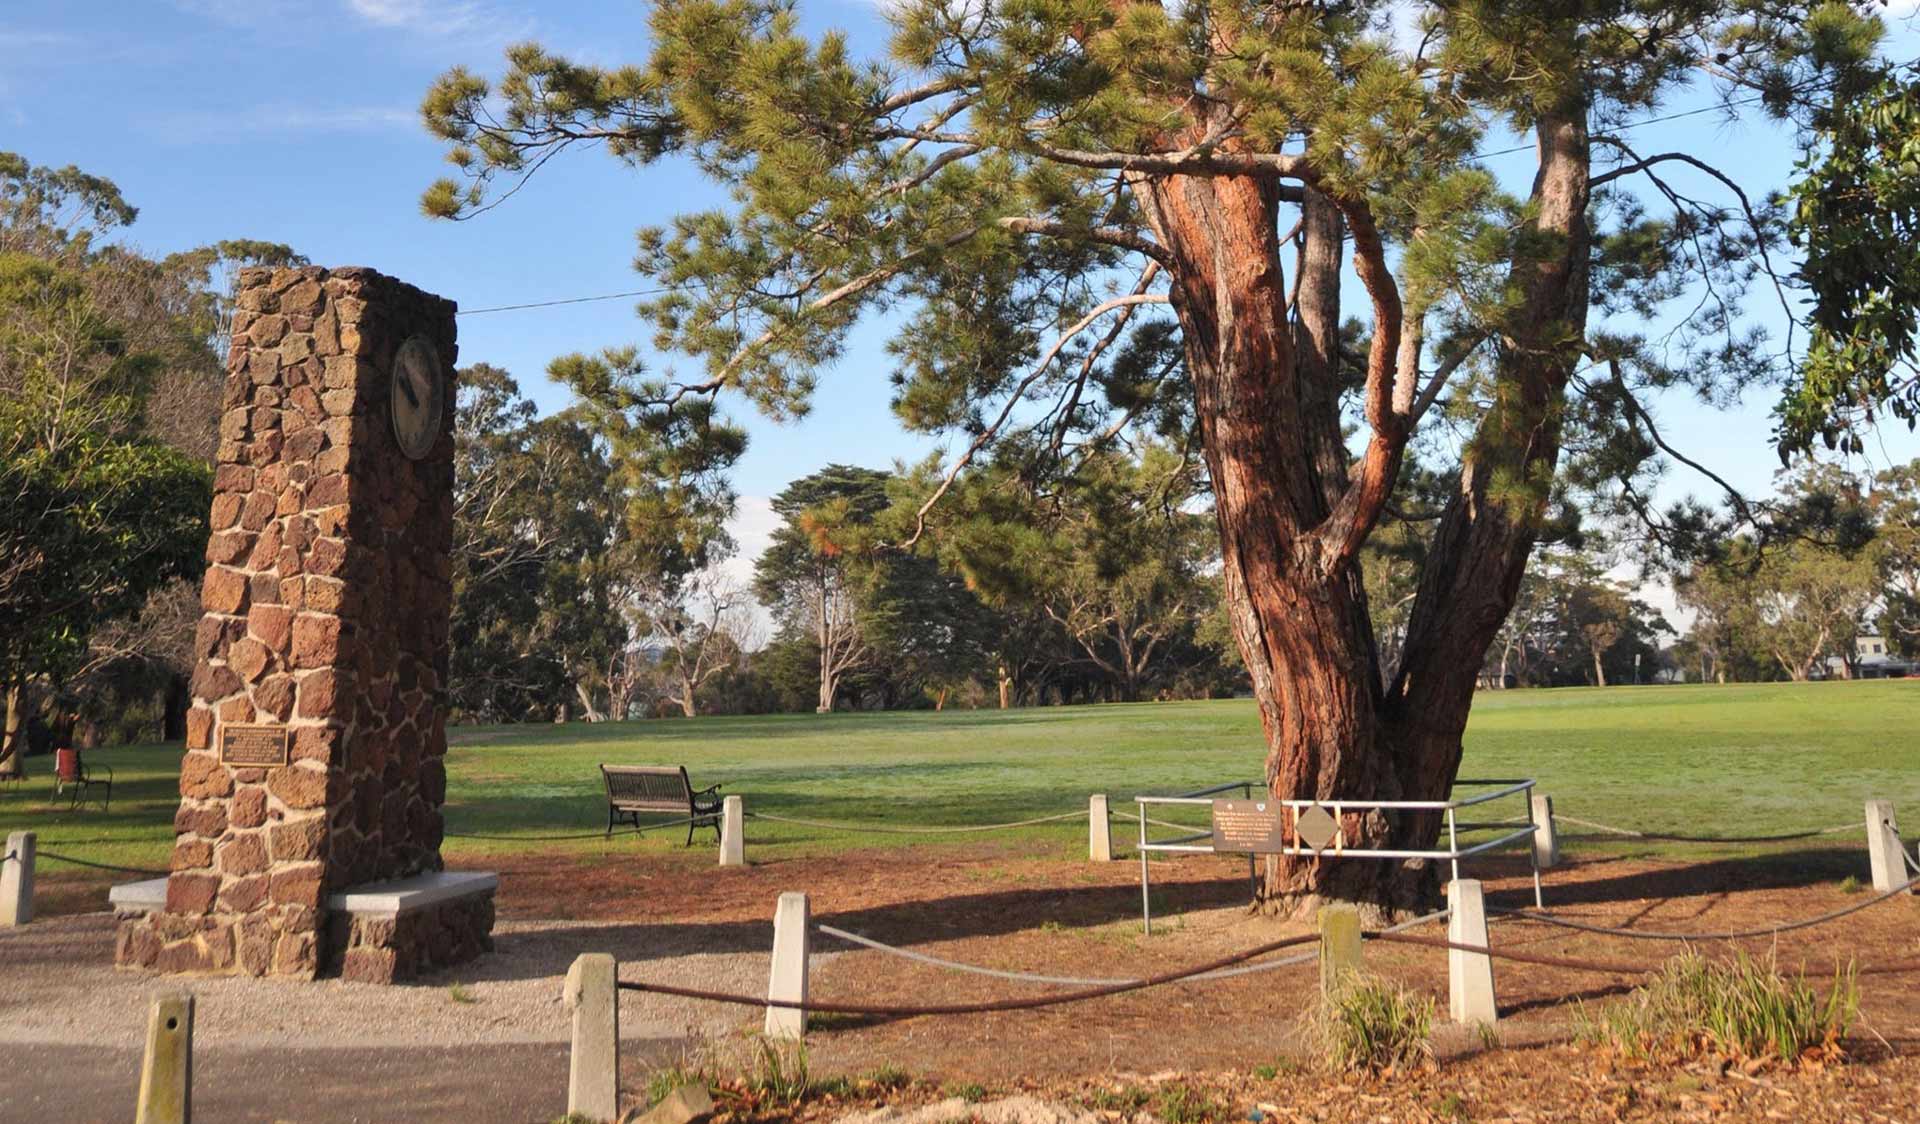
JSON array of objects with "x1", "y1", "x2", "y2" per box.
[
  {"x1": 765, "y1": 892, "x2": 809, "y2": 1039},
  {"x1": 135, "y1": 993, "x2": 193, "y2": 1124},
  {"x1": 1447, "y1": 879, "x2": 1497, "y2": 1027},
  {"x1": 720, "y1": 795, "x2": 745, "y2": 868},
  {"x1": 1866, "y1": 800, "x2": 1911, "y2": 895},
  {"x1": 564, "y1": 953, "x2": 620, "y2": 1122},
  {"x1": 1530, "y1": 794, "x2": 1560, "y2": 870},
  {"x1": 1088, "y1": 795, "x2": 1113, "y2": 863},
  {"x1": 1317, "y1": 904, "x2": 1363, "y2": 998},
  {"x1": 1, "y1": 830, "x2": 34, "y2": 927}
]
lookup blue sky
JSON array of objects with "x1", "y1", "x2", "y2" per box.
[{"x1": 4, "y1": 0, "x2": 1917, "y2": 582}]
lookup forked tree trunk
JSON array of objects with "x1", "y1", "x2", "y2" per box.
[{"x1": 1134, "y1": 110, "x2": 1591, "y2": 919}]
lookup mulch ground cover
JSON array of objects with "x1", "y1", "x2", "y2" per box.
[{"x1": 30, "y1": 841, "x2": 1920, "y2": 1120}]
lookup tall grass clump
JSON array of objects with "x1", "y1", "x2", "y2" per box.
[
  {"x1": 1575, "y1": 952, "x2": 1857, "y2": 1064},
  {"x1": 1318, "y1": 974, "x2": 1435, "y2": 1074}
]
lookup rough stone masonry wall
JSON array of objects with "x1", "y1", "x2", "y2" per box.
[{"x1": 117, "y1": 266, "x2": 459, "y2": 979}]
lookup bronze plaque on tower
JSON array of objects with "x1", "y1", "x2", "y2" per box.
[
  {"x1": 219, "y1": 724, "x2": 289, "y2": 767},
  {"x1": 1211, "y1": 799, "x2": 1287, "y2": 854}
]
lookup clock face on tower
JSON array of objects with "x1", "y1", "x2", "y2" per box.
[{"x1": 390, "y1": 336, "x2": 445, "y2": 461}]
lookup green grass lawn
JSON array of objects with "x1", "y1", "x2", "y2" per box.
[{"x1": 4, "y1": 680, "x2": 1915, "y2": 877}]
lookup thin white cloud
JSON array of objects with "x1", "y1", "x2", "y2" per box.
[
  {"x1": 717, "y1": 496, "x2": 780, "y2": 638},
  {"x1": 343, "y1": 0, "x2": 531, "y2": 43},
  {"x1": 146, "y1": 103, "x2": 417, "y2": 142},
  {"x1": 0, "y1": 28, "x2": 82, "y2": 49}
]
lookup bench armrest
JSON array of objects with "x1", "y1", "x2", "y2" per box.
[{"x1": 693, "y1": 782, "x2": 723, "y2": 795}]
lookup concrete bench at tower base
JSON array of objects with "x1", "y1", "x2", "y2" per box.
[
  {"x1": 323, "y1": 871, "x2": 498, "y2": 984},
  {"x1": 109, "y1": 877, "x2": 169, "y2": 916},
  {"x1": 111, "y1": 871, "x2": 497, "y2": 984}
]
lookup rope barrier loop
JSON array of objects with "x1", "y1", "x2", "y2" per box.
[
  {"x1": 34, "y1": 850, "x2": 169, "y2": 877},
  {"x1": 1489, "y1": 872, "x2": 1920, "y2": 941},
  {"x1": 745, "y1": 809, "x2": 1088, "y2": 835},
  {"x1": 1554, "y1": 814, "x2": 1867, "y2": 845},
  {"x1": 616, "y1": 931, "x2": 1319, "y2": 1017}
]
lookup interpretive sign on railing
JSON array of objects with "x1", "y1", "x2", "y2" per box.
[{"x1": 1209, "y1": 799, "x2": 1287, "y2": 854}]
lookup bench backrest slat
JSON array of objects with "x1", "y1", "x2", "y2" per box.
[{"x1": 601, "y1": 765, "x2": 694, "y2": 810}]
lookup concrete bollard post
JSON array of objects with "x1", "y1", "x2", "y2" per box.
[
  {"x1": 1530, "y1": 794, "x2": 1560, "y2": 870},
  {"x1": 1865, "y1": 800, "x2": 1910, "y2": 895},
  {"x1": 1447, "y1": 879, "x2": 1497, "y2": 1027},
  {"x1": 720, "y1": 795, "x2": 745, "y2": 868},
  {"x1": 1, "y1": 830, "x2": 34, "y2": 927},
  {"x1": 1088, "y1": 795, "x2": 1113, "y2": 863},
  {"x1": 765, "y1": 891, "x2": 809, "y2": 1039},
  {"x1": 1317, "y1": 904, "x2": 1363, "y2": 998},
  {"x1": 563, "y1": 953, "x2": 620, "y2": 1122},
  {"x1": 134, "y1": 992, "x2": 193, "y2": 1124}
]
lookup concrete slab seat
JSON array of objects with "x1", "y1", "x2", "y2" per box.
[{"x1": 112, "y1": 872, "x2": 497, "y2": 984}]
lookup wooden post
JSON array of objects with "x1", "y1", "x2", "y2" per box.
[
  {"x1": 1530, "y1": 794, "x2": 1560, "y2": 870},
  {"x1": 1088, "y1": 795, "x2": 1112, "y2": 863},
  {"x1": 135, "y1": 993, "x2": 193, "y2": 1124},
  {"x1": 1865, "y1": 800, "x2": 1910, "y2": 895},
  {"x1": 1317, "y1": 904, "x2": 1362, "y2": 998},
  {"x1": 1, "y1": 830, "x2": 34, "y2": 927},
  {"x1": 765, "y1": 892, "x2": 809, "y2": 1039},
  {"x1": 719, "y1": 795, "x2": 745, "y2": 867},
  {"x1": 564, "y1": 953, "x2": 620, "y2": 1122},
  {"x1": 1447, "y1": 879, "x2": 1497, "y2": 1027}
]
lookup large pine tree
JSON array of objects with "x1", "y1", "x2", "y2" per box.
[{"x1": 420, "y1": 1, "x2": 1903, "y2": 915}]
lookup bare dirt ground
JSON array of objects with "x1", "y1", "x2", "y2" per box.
[{"x1": 3, "y1": 843, "x2": 1917, "y2": 1122}]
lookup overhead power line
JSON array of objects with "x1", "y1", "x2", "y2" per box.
[{"x1": 456, "y1": 286, "x2": 671, "y2": 317}]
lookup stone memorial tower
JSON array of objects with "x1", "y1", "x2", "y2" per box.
[{"x1": 116, "y1": 266, "x2": 493, "y2": 982}]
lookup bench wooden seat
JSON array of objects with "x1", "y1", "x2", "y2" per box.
[{"x1": 600, "y1": 764, "x2": 723, "y2": 845}]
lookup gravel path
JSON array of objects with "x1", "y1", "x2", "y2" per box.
[{"x1": 0, "y1": 911, "x2": 831, "y2": 1049}]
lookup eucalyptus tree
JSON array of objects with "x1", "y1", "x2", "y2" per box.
[{"x1": 422, "y1": 1, "x2": 1900, "y2": 912}]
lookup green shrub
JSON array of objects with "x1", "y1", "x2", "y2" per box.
[
  {"x1": 645, "y1": 1061, "x2": 715, "y2": 1109},
  {"x1": 748, "y1": 1037, "x2": 813, "y2": 1105},
  {"x1": 1574, "y1": 953, "x2": 1857, "y2": 1063},
  {"x1": 862, "y1": 1065, "x2": 911, "y2": 1092},
  {"x1": 1317, "y1": 975, "x2": 1434, "y2": 1074},
  {"x1": 1153, "y1": 1083, "x2": 1223, "y2": 1124}
]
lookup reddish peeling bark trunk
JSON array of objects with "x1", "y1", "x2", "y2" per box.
[{"x1": 1133, "y1": 109, "x2": 1592, "y2": 919}]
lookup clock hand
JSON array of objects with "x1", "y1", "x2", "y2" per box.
[{"x1": 397, "y1": 370, "x2": 420, "y2": 408}]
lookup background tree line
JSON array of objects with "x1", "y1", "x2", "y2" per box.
[{"x1": 0, "y1": 151, "x2": 299, "y2": 775}]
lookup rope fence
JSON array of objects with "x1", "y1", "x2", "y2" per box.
[
  {"x1": 1554, "y1": 813, "x2": 1867, "y2": 844},
  {"x1": 812, "y1": 907, "x2": 1451, "y2": 988},
  {"x1": 34, "y1": 850, "x2": 169, "y2": 877},
  {"x1": 1489, "y1": 872, "x2": 1920, "y2": 941},
  {"x1": 616, "y1": 932, "x2": 1320, "y2": 1016},
  {"x1": 744, "y1": 809, "x2": 1088, "y2": 834},
  {"x1": 610, "y1": 871, "x2": 1920, "y2": 1024}
]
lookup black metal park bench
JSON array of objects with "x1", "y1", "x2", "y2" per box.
[{"x1": 600, "y1": 764, "x2": 723, "y2": 845}]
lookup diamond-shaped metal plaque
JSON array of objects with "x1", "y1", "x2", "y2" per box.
[{"x1": 1294, "y1": 805, "x2": 1340, "y2": 852}]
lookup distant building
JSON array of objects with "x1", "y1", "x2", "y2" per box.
[{"x1": 1823, "y1": 633, "x2": 1913, "y2": 680}]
